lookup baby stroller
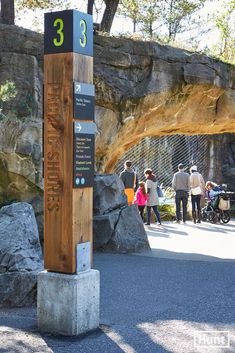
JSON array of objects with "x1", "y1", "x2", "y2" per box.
[{"x1": 201, "y1": 192, "x2": 231, "y2": 224}]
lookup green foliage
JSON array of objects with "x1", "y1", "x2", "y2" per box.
[
  {"x1": 119, "y1": 0, "x2": 142, "y2": 32},
  {"x1": 118, "y1": 0, "x2": 205, "y2": 41},
  {"x1": 15, "y1": 0, "x2": 67, "y2": 31},
  {"x1": 0, "y1": 80, "x2": 17, "y2": 104},
  {"x1": 0, "y1": 81, "x2": 17, "y2": 119},
  {"x1": 0, "y1": 81, "x2": 38, "y2": 120},
  {"x1": 143, "y1": 204, "x2": 175, "y2": 222},
  {"x1": 209, "y1": 0, "x2": 235, "y2": 64},
  {"x1": 16, "y1": 0, "x2": 64, "y2": 10},
  {"x1": 161, "y1": 0, "x2": 205, "y2": 42},
  {"x1": 140, "y1": 0, "x2": 160, "y2": 38},
  {"x1": 158, "y1": 204, "x2": 175, "y2": 221}
]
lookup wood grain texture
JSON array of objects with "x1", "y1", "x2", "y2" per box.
[
  {"x1": 72, "y1": 53, "x2": 93, "y2": 269},
  {"x1": 44, "y1": 52, "x2": 93, "y2": 273}
]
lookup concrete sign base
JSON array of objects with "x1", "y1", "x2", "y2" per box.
[{"x1": 37, "y1": 270, "x2": 100, "y2": 335}]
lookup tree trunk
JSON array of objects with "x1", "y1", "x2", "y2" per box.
[
  {"x1": 133, "y1": 19, "x2": 136, "y2": 33},
  {"x1": 101, "y1": 0, "x2": 119, "y2": 33},
  {"x1": 149, "y1": 23, "x2": 153, "y2": 38},
  {"x1": 87, "y1": 0, "x2": 94, "y2": 15},
  {"x1": 0, "y1": 0, "x2": 15, "y2": 25}
]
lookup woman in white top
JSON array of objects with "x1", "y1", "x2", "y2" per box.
[
  {"x1": 189, "y1": 165, "x2": 205, "y2": 223},
  {"x1": 144, "y1": 169, "x2": 162, "y2": 226}
]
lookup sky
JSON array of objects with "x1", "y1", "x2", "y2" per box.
[{"x1": 15, "y1": 0, "x2": 228, "y2": 50}]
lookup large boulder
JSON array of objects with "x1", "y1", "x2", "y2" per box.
[
  {"x1": 94, "y1": 205, "x2": 150, "y2": 253},
  {"x1": 0, "y1": 202, "x2": 43, "y2": 307},
  {"x1": 30, "y1": 194, "x2": 44, "y2": 247},
  {"x1": 93, "y1": 173, "x2": 127, "y2": 215},
  {"x1": 108, "y1": 205, "x2": 150, "y2": 253},
  {"x1": 93, "y1": 174, "x2": 150, "y2": 253},
  {"x1": 93, "y1": 209, "x2": 120, "y2": 250}
]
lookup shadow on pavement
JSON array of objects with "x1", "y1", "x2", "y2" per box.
[
  {"x1": 138, "y1": 248, "x2": 235, "y2": 262},
  {"x1": 1, "y1": 253, "x2": 235, "y2": 353}
]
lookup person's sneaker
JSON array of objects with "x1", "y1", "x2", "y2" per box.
[
  {"x1": 174, "y1": 220, "x2": 180, "y2": 224},
  {"x1": 145, "y1": 222, "x2": 150, "y2": 225}
]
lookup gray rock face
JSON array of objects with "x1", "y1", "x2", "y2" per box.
[
  {"x1": 0, "y1": 25, "x2": 43, "y2": 213},
  {"x1": 94, "y1": 35, "x2": 235, "y2": 109},
  {"x1": 0, "y1": 53, "x2": 42, "y2": 119},
  {"x1": 93, "y1": 174, "x2": 150, "y2": 253},
  {"x1": 0, "y1": 272, "x2": 38, "y2": 307},
  {"x1": 30, "y1": 195, "x2": 44, "y2": 246},
  {"x1": 108, "y1": 205, "x2": 150, "y2": 253},
  {"x1": 0, "y1": 24, "x2": 43, "y2": 120},
  {"x1": 93, "y1": 174, "x2": 127, "y2": 215},
  {"x1": 93, "y1": 209, "x2": 121, "y2": 250},
  {"x1": 0, "y1": 202, "x2": 43, "y2": 307},
  {"x1": 94, "y1": 205, "x2": 150, "y2": 253},
  {"x1": 93, "y1": 35, "x2": 235, "y2": 174}
]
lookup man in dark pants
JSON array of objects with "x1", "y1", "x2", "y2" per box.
[
  {"x1": 119, "y1": 160, "x2": 138, "y2": 205},
  {"x1": 172, "y1": 163, "x2": 190, "y2": 224}
]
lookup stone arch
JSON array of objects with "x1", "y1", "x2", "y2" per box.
[
  {"x1": 94, "y1": 36, "x2": 235, "y2": 173},
  {"x1": 95, "y1": 84, "x2": 235, "y2": 173}
]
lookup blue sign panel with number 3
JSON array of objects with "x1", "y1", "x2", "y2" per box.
[{"x1": 44, "y1": 10, "x2": 93, "y2": 56}]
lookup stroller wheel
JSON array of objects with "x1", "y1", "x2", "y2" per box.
[
  {"x1": 201, "y1": 212, "x2": 207, "y2": 222},
  {"x1": 221, "y1": 211, "x2": 230, "y2": 224},
  {"x1": 208, "y1": 211, "x2": 218, "y2": 224}
]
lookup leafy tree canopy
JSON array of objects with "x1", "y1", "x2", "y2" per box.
[{"x1": 16, "y1": 0, "x2": 63, "y2": 10}]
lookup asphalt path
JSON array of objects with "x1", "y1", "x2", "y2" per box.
[
  {"x1": 144, "y1": 219, "x2": 235, "y2": 261},
  {"x1": 0, "y1": 221, "x2": 235, "y2": 353}
]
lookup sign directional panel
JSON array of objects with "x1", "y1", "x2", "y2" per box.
[
  {"x1": 73, "y1": 122, "x2": 96, "y2": 188},
  {"x1": 74, "y1": 82, "x2": 95, "y2": 120}
]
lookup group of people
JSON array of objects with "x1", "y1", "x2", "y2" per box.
[
  {"x1": 172, "y1": 163, "x2": 204, "y2": 224},
  {"x1": 172, "y1": 163, "x2": 223, "y2": 224},
  {"x1": 119, "y1": 160, "x2": 221, "y2": 226},
  {"x1": 119, "y1": 161, "x2": 161, "y2": 225}
]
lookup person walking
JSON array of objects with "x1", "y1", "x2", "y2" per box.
[
  {"x1": 144, "y1": 169, "x2": 161, "y2": 226},
  {"x1": 133, "y1": 181, "x2": 148, "y2": 220},
  {"x1": 172, "y1": 163, "x2": 190, "y2": 224},
  {"x1": 120, "y1": 160, "x2": 137, "y2": 205},
  {"x1": 189, "y1": 165, "x2": 205, "y2": 223}
]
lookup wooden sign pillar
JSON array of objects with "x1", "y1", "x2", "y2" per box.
[
  {"x1": 44, "y1": 10, "x2": 94, "y2": 274},
  {"x1": 38, "y1": 10, "x2": 99, "y2": 336}
]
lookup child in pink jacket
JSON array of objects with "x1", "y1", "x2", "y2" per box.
[{"x1": 133, "y1": 181, "x2": 148, "y2": 220}]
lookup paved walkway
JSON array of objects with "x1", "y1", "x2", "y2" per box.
[
  {"x1": 143, "y1": 219, "x2": 235, "y2": 262},
  {"x1": 0, "y1": 221, "x2": 235, "y2": 353}
]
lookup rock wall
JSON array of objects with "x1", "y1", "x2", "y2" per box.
[
  {"x1": 0, "y1": 23, "x2": 235, "y2": 205},
  {"x1": 93, "y1": 36, "x2": 235, "y2": 171},
  {"x1": 0, "y1": 24, "x2": 43, "y2": 119},
  {"x1": 0, "y1": 24, "x2": 43, "y2": 236}
]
